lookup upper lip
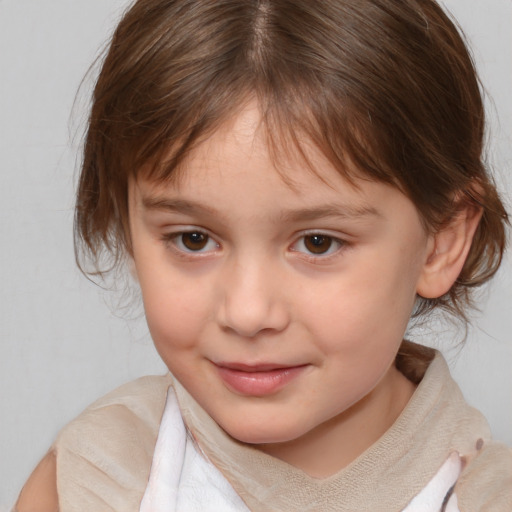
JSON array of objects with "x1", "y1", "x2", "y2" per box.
[{"x1": 214, "y1": 362, "x2": 306, "y2": 372}]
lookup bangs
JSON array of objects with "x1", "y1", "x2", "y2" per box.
[
  {"x1": 127, "y1": 69, "x2": 394, "y2": 198},
  {"x1": 76, "y1": 0, "x2": 507, "y2": 321}
]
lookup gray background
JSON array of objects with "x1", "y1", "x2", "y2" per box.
[{"x1": 1, "y1": 0, "x2": 511, "y2": 509}]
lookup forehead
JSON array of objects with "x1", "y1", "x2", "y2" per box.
[
  {"x1": 140, "y1": 100, "x2": 363, "y2": 196},
  {"x1": 129, "y1": 103, "x2": 427, "y2": 236},
  {"x1": 135, "y1": 104, "x2": 336, "y2": 199}
]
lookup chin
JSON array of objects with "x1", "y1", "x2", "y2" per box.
[{"x1": 220, "y1": 417, "x2": 308, "y2": 446}]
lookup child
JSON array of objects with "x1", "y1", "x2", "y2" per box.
[{"x1": 15, "y1": 0, "x2": 512, "y2": 510}]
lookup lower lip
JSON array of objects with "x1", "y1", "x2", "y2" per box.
[{"x1": 216, "y1": 365, "x2": 307, "y2": 396}]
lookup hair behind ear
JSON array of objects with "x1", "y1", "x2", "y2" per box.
[{"x1": 414, "y1": 179, "x2": 508, "y2": 321}]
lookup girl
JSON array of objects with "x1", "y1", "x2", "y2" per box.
[{"x1": 15, "y1": 0, "x2": 512, "y2": 510}]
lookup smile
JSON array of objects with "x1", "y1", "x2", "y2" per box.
[{"x1": 214, "y1": 362, "x2": 309, "y2": 396}]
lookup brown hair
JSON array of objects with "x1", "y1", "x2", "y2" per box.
[{"x1": 75, "y1": 0, "x2": 508, "y2": 320}]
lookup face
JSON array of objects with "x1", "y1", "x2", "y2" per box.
[{"x1": 129, "y1": 103, "x2": 432, "y2": 453}]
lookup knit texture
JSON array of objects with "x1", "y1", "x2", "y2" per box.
[{"x1": 52, "y1": 347, "x2": 512, "y2": 511}]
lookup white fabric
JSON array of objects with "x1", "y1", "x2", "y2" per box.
[
  {"x1": 402, "y1": 452, "x2": 461, "y2": 512},
  {"x1": 139, "y1": 387, "x2": 249, "y2": 512},
  {"x1": 49, "y1": 357, "x2": 511, "y2": 511},
  {"x1": 142, "y1": 386, "x2": 464, "y2": 512}
]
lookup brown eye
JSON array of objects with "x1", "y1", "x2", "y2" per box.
[
  {"x1": 181, "y1": 232, "x2": 209, "y2": 251},
  {"x1": 304, "y1": 235, "x2": 333, "y2": 254}
]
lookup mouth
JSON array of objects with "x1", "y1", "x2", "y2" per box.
[{"x1": 214, "y1": 362, "x2": 309, "y2": 396}]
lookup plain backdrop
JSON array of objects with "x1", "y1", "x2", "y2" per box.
[{"x1": 1, "y1": 0, "x2": 511, "y2": 509}]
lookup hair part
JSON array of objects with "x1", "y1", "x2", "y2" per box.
[{"x1": 75, "y1": 0, "x2": 509, "y2": 321}]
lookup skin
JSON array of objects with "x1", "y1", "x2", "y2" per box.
[
  {"x1": 17, "y1": 102, "x2": 481, "y2": 505},
  {"x1": 128, "y1": 102, "x2": 434, "y2": 477},
  {"x1": 15, "y1": 451, "x2": 58, "y2": 511}
]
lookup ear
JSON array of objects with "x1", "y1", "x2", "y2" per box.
[{"x1": 416, "y1": 204, "x2": 482, "y2": 299}]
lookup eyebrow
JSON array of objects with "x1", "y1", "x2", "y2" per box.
[
  {"x1": 141, "y1": 196, "x2": 381, "y2": 222},
  {"x1": 279, "y1": 204, "x2": 381, "y2": 223},
  {"x1": 141, "y1": 197, "x2": 217, "y2": 217}
]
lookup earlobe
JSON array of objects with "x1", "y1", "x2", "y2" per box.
[{"x1": 416, "y1": 204, "x2": 482, "y2": 299}]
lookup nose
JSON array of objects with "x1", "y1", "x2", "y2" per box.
[{"x1": 217, "y1": 257, "x2": 290, "y2": 338}]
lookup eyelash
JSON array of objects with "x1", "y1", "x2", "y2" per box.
[
  {"x1": 161, "y1": 229, "x2": 348, "y2": 261},
  {"x1": 162, "y1": 230, "x2": 220, "y2": 256},
  {"x1": 289, "y1": 232, "x2": 347, "y2": 261}
]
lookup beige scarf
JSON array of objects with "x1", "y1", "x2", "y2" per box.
[{"x1": 53, "y1": 345, "x2": 512, "y2": 511}]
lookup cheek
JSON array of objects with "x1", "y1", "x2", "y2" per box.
[
  {"x1": 302, "y1": 257, "x2": 418, "y2": 354},
  {"x1": 137, "y1": 268, "x2": 212, "y2": 352}
]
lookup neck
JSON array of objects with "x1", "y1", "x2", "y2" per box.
[{"x1": 257, "y1": 364, "x2": 416, "y2": 478}]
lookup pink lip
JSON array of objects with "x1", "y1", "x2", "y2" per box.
[{"x1": 215, "y1": 362, "x2": 308, "y2": 396}]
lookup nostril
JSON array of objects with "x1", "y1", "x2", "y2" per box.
[{"x1": 218, "y1": 295, "x2": 289, "y2": 338}]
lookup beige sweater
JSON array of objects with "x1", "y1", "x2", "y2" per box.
[{"x1": 53, "y1": 347, "x2": 512, "y2": 511}]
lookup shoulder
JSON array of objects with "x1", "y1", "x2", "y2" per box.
[
  {"x1": 456, "y1": 440, "x2": 512, "y2": 512},
  {"x1": 56, "y1": 373, "x2": 172, "y2": 454},
  {"x1": 15, "y1": 451, "x2": 58, "y2": 512},
  {"x1": 55, "y1": 374, "x2": 173, "y2": 511},
  {"x1": 80, "y1": 373, "x2": 173, "y2": 415}
]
